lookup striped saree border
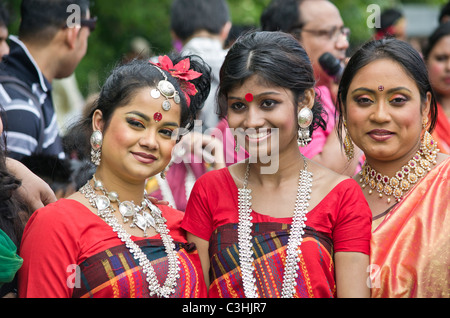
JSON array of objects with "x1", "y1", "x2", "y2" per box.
[
  {"x1": 72, "y1": 239, "x2": 204, "y2": 298},
  {"x1": 208, "y1": 222, "x2": 335, "y2": 298}
]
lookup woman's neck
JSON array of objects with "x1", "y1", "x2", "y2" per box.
[
  {"x1": 364, "y1": 140, "x2": 422, "y2": 177},
  {"x1": 248, "y1": 143, "x2": 304, "y2": 188},
  {"x1": 93, "y1": 167, "x2": 146, "y2": 204}
]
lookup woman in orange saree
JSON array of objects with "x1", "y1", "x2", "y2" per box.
[
  {"x1": 369, "y1": 157, "x2": 449, "y2": 297},
  {"x1": 336, "y1": 38, "x2": 449, "y2": 297}
]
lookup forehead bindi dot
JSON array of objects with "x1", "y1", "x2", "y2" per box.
[
  {"x1": 153, "y1": 112, "x2": 162, "y2": 122},
  {"x1": 245, "y1": 93, "x2": 254, "y2": 102},
  {"x1": 378, "y1": 85, "x2": 384, "y2": 91}
]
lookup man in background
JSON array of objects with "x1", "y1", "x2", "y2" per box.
[
  {"x1": 170, "y1": 0, "x2": 231, "y2": 131},
  {"x1": 0, "y1": 3, "x2": 10, "y2": 58},
  {"x1": 0, "y1": 0, "x2": 94, "y2": 160},
  {"x1": 261, "y1": 0, "x2": 360, "y2": 176}
]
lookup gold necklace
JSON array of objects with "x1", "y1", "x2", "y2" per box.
[{"x1": 359, "y1": 131, "x2": 439, "y2": 204}]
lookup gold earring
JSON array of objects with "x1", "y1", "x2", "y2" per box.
[{"x1": 343, "y1": 121, "x2": 354, "y2": 160}]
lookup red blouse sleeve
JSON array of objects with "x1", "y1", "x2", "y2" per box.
[
  {"x1": 182, "y1": 171, "x2": 218, "y2": 241},
  {"x1": 18, "y1": 202, "x2": 82, "y2": 298},
  {"x1": 332, "y1": 179, "x2": 372, "y2": 254}
]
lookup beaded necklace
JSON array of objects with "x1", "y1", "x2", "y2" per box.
[
  {"x1": 359, "y1": 131, "x2": 438, "y2": 204},
  {"x1": 238, "y1": 155, "x2": 313, "y2": 298},
  {"x1": 80, "y1": 178, "x2": 181, "y2": 298}
]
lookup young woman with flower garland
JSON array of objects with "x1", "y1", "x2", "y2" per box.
[
  {"x1": 18, "y1": 55, "x2": 211, "y2": 298},
  {"x1": 182, "y1": 31, "x2": 372, "y2": 298},
  {"x1": 336, "y1": 38, "x2": 449, "y2": 297}
]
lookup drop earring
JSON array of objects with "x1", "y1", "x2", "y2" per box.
[
  {"x1": 234, "y1": 135, "x2": 240, "y2": 152},
  {"x1": 343, "y1": 120, "x2": 354, "y2": 160},
  {"x1": 90, "y1": 130, "x2": 103, "y2": 166},
  {"x1": 160, "y1": 166, "x2": 168, "y2": 180},
  {"x1": 297, "y1": 107, "x2": 313, "y2": 147},
  {"x1": 422, "y1": 118, "x2": 434, "y2": 144}
]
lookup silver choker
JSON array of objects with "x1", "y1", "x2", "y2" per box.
[
  {"x1": 90, "y1": 175, "x2": 157, "y2": 236},
  {"x1": 238, "y1": 155, "x2": 313, "y2": 298}
]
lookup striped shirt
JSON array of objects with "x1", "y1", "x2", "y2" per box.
[{"x1": 0, "y1": 35, "x2": 65, "y2": 161}]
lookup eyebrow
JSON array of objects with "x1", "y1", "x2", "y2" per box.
[
  {"x1": 126, "y1": 111, "x2": 179, "y2": 127},
  {"x1": 228, "y1": 91, "x2": 282, "y2": 100},
  {"x1": 351, "y1": 86, "x2": 413, "y2": 94}
]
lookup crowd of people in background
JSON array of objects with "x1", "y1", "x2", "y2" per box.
[{"x1": 0, "y1": 0, "x2": 448, "y2": 299}]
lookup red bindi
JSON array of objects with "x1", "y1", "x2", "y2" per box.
[
  {"x1": 245, "y1": 93, "x2": 253, "y2": 102},
  {"x1": 378, "y1": 85, "x2": 384, "y2": 91},
  {"x1": 153, "y1": 112, "x2": 162, "y2": 122}
]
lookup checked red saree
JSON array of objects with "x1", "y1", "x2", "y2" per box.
[
  {"x1": 19, "y1": 199, "x2": 207, "y2": 298},
  {"x1": 207, "y1": 222, "x2": 336, "y2": 298},
  {"x1": 72, "y1": 240, "x2": 205, "y2": 298},
  {"x1": 182, "y1": 168, "x2": 372, "y2": 298}
]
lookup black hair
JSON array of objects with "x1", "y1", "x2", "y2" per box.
[
  {"x1": 64, "y1": 53, "x2": 211, "y2": 160},
  {"x1": 336, "y1": 38, "x2": 438, "y2": 143},
  {"x1": 0, "y1": 115, "x2": 29, "y2": 248},
  {"x1": 378, "y1": 8, "x2": 403, "y2": 31},
  {"x1": 0, "y1": 2, "x2": 10, "y2": 28},
  {"x1": 439, "y1": 1, "x2": 450, "y2": 23},
  {"x1": 423, "y1": 21, "x2": 450, "y2": 61},
  {"x1": 170, "y1": 0, "x2": 230, "y2": 41},
  {"x1": 217, "y1": 31, "x2": 326, "y2": 136},
  {"x1": 260, "y1": 0, "x2": 306, "y2": 40},
  {"x1": 19, "y1": 0, "x2": 90, "y2": 43}
]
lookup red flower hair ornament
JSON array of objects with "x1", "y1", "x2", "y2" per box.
[{"x1": 149, "y1": 55, "x2": 202, "y2": 107}]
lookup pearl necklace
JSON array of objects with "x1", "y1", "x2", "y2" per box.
[
  {"x1": 238, "y1": 155, "x2": 313, "y2": 298},
  {"x1": 359, "y1": 131, "x2": 438, "y2": 204},
  {"x1": 80, "y1": 179, "x2": 181, "y2": 298}
]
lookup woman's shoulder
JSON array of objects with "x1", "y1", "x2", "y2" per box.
[
  {"x1": 159, "y1": 204, "x2": 184, "y2": 222},
  {"x1": 310, "y1": 160, "x2": 356, "y2": 192},
  {"x1": 23, "y1": 198, "x2": 94, "y2": 239},
  {"x1": 197, "y1": 166, "x2": 231, "y2": 180},
  {"x1": 194, "y1": 166, "x2": 235, "y2": 189},
  {"x1": 32, "y1": 198, "x2": 89, "y2": 219},
  {"x1": 307, "y1": 160, "x2": 365, "y2": 210}
]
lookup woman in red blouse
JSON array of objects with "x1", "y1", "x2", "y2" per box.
[
  {"x1": 18, "y1": 55, "x2": 211, "y2": 298},
  {"x1": 182, "y1": 31, "x2": 372, "y2": 298}
]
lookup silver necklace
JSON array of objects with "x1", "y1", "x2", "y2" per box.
[
  {"x1": 91, "y1": 175, "x2": 157, "y2": 236},
  {"x1": 238, "y1": 155, "x2": 313, "y2": 298},
  {"x1": 80, "y1": 179, "x2": 181, "y2": 298}
]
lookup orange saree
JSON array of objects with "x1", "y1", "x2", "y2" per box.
[
  {"x1": 370, "y1": 157, "x2": 450, "y2": 298},
  {"x1": 432, "y1": 103, "x2": 450, "y2": 155}
]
